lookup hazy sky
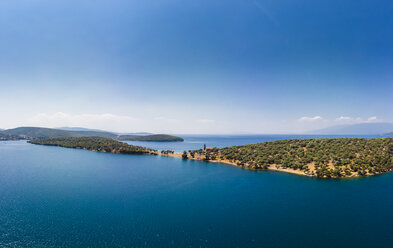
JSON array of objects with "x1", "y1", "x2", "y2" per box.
[{"x1": 1, "y1": 0, "x2": 392, "y2": 134}]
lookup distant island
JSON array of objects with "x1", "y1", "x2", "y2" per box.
[
  {"x1": 27, "y1": 136, "x2": 393, "y2": 179},
  {"x1": 0, "y1": 127, "x2": 184, "y2": 142}
]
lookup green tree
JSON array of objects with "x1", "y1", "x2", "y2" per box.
[{"x1": 182, "y1": 151, "x2": 188, "y2": 160}]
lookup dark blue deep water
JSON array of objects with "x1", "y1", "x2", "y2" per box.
[{"x1": 1, "y1": 136, "x2": 393, "y2": 247}]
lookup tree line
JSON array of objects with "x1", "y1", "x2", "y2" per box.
[
  {"x1": 185, "y1": 138, "x2": 393, "y2": 178},
  {"x1": 29, "y1": 137, "x2": 156, "y2": 155}
]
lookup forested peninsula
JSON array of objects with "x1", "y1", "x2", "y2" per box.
[
  {"x1": 177, "y1": 138, "x2": 393, "y2": 178},
  {"x1": 28, "y1": 137, "x2": 156, "y2": 155},
  {"x1": 28, "y1": 136, "x2": 393, "y2": 179}
]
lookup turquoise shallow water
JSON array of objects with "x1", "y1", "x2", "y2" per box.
[{"x1": 1, "y1": 137, "x2": 393, "y2": 247}]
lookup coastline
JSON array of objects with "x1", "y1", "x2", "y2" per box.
[
  {"x1": 159, "y1": 152, "x2": 379, "y2": 179},
  {"x1": 27, "y1": 137, "x2": 392, "y2": 179},
  {"x1": 159, "y1": 152, "x2": 310, "y2": 177}
]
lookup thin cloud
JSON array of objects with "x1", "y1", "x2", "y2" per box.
[
  {"x1": 336, "y1": 116, "x2": 352, "y2": 121},
  {"x1": 298, "y1": 116, "x2": 323, "y2": 122},
  {"x1": 333, "y1": 116, "x2": 379, "y2": 123},
  {"x1": 335, "y1": 116, "x2": 362, "y2": 122}
]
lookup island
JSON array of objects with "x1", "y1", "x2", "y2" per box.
[
  {"x1": 28, "y1": 137, "x2": 157, "y2": 155},
  {"x1": 28, "y1": 136, "x2": 393, "y2": 179}
]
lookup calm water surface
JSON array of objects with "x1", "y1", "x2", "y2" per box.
[
  {"x1": 125, "y1": 134, "x2": 383, "y2": 152},
  {"x1": 1, "y1": 136, "x2": 392, "y2": 247}
]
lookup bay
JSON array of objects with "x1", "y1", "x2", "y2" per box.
[{"x1": 0, "y1": 135, "x2": 392, "y2": 247}]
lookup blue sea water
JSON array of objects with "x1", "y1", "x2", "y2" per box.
[
  {"x1": 0, "y1": 135, "x2": 392, "y2": 247},
  {"x1": 125, "y1": 134, "x2": 383, "y2": 152}
]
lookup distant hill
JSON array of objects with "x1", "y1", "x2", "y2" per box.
[
  {"x1": 59, "y1": 127, "x2": 152, "y2": 136},
  {"x1": 118, "y1": 132, "x2": 153, "y2": 136},
  {"x1": 1, "y1": 127, "x2": 117, "y2": 139},
  {"x1": 57, "y1": 127, "x2": 110, "y2": 132},
  {"x1": 0, "y1": 127, "x2": 183, "y2": 141},
  {"x1": 2, "y1": 127, "x2": 75, "y2": 139},
  {"x1": 309, "y1": 122, "x2": 393, "y2": 135},
  {"x1": 118, "y1": 134, "x2": 184, "y2": 142},
  {"x1": 385, "y1": 132, "x2": 393, "y2": 136},
  {"x1": 0, "y1": 132, "x2": 23, "y2": 140}
]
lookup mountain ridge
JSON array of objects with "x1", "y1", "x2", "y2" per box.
[
  {"x1": 58, "y1": 127, "x2": 152, "y2": 135},
  {"x1": 0, "y1": 127, "x2": 183, "y2": 142},
  {"x1": 309, "y1": 122, "x2": 393, "y2": 135}
]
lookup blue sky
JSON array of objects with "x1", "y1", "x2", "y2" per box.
[{"x1": 0, "y1": 0, "x2": 392, "y2": 133}]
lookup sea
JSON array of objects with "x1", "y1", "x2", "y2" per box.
[{"x1": 0, "y1": 135, "x2": 392, "y2": 247}]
